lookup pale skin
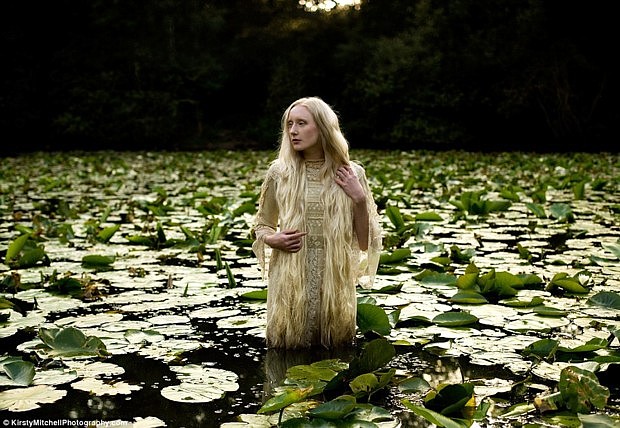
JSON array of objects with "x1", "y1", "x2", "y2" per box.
[{"x1": 264, "y1": 104, "x2": 370, "y2": 253}]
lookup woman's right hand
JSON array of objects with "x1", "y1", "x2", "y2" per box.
[{"x1": 265, "y1": 229, "x2": 307, "y2": 253}]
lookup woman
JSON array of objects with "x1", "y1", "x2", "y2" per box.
[{"x1": 252, "y1": 97, "x2": 382, "y2": 349}]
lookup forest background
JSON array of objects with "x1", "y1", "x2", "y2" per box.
[{"x1": 1, "y1": 0, "x2": 618, "y2": 154}]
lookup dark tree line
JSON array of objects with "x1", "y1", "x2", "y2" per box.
[{"x1": 1, "y1": 0, "x2": 617, "y2": 153}]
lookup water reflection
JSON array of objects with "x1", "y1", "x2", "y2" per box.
[{"x1": 392, "y1": 349, "x2": 465, "y2": 386}]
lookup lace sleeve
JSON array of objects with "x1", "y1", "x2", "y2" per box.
[
  {"x1": 352, "y1": 163, "x2": 383, "y2": 289},
  {"x1": 251, "y1": 166, "x2": 279, "y2": 279}
]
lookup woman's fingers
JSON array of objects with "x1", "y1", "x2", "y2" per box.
[
  {"x1": 280, "y1": 229, "x2": 307, "y2": 252},
  {"x1": 335, "y1": 165, "x2": 352, "y2": 181}
]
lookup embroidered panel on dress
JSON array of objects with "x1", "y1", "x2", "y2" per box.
[{"x1": 304, "y1": 160, "x2": 325, "y2": 345}]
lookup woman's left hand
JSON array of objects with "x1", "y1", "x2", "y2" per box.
[{"x1": 335, "y1": 165, "x2": 365, "y2": 204}]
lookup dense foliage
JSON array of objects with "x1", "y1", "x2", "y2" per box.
[{"x1": 2, "y1": 1, "x2": 617, "y2": 153}]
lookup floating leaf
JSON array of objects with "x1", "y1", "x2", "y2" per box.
[
  {"x1": 379, "y1": 248, "x2": 411, "y2": 264},
  {"x1": 81, "y1": 254, "x2": 115, "y2": 267},
  {"x1": 415, "y1": 211, "x2": 443, "y2": 221},
  {"x1": 432, "y1": 311, "x2": 478, "y2": 327},
  {"x1": 72, "y1": 378, "x2": 141, "y2": 395},
  {"x1": 587, "y1": 291, "x2": 620, "y2": 310},
  {"x1": 309, "y1": 395, "x2": 358, "y2": 420},
  {"x1": 162, "y1": 364, "x2": 239, "y2": 404},
  {"x1": 532, "y1": 305, "x2": 567, "y2": 317},
  {"x1": 522, "y1": 338, "x2": 559, "y2": 361},
  {"x1": 558, "y1": 338, "x2": 609, "y2": 353},
  {"x1": 450, "y1": 290, "x2": 488, "y2": 304},
  {"x1": 124, "y1": 329, "x2": 165, "y2": 344},
  {"x1": 420, "y1": 272, "x2": 457, "y2": 287},
  {"x1": 286, "y1": 359, "x2": 344, "y2": 387},
  {"x1": 38, "y1": 327, "x2": 108, "y2": 358},
  {"x1": 578, "y1": 413, "x2": 620, "y2": 427},
  {"x1": 500, "y1": 296, "x2": 544, "y2": 308},
  {"x1": 240, "y1": 289, "x2": 268, "y2": 300},
  {"x1": 0, "y1": 385, "x2": 67, "y2": 412}
]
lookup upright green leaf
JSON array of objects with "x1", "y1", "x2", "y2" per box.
[
  {"x1": 258, "y1": 386, "x2": 314, "y2": 414},
  {"x1": 425, "y1": 383, "x2": 475, "y2": 416},
  {"x1": 5, "y1": 234, "x2": 30, "y2": 264},
  {"x1": 357, "y1": 303, "x2": 391, "y2": 336},
  {"x1": 559, "y1": 366, "x2": 609, "y2": 413},
  {"x1": 2, "y1": 360, "x2": 35, "y2": 386},
  {"x1": 96, "y1": 224, "x2": 120, "y2": 243}
]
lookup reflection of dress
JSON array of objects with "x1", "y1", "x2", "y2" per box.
[{"x1": 252, "y1": 159, "x2": 382, "y2": 349}]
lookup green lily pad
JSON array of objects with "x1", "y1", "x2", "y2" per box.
[
  {"x1": 450, "y1": 290, "x2": 488, "y2": 305},
  {"x1": 432, "y1": 311, "x2": 479, "y2": 327},
  {"x1": 81, "y1": 254, "x2": 116, "y2": 267},
  {"x1": 38, "y1": 326, "x2": 108, "y2": 358},
  {"x1": 587, "y1": 291, "x2": 620, "y2": 310},
  {"x1": 308, "y1": 395, "x2": 357, "y2": 420},
  {"x1": 532, "y1": 305, "x2": 567, "y2": 317}
]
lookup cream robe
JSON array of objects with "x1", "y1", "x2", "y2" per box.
[{"x1": 252, "y1": 159, "x2": 382, "y2": 349}]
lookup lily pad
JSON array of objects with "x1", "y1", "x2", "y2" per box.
[
  {"x1": 37, "y1": 326, "x2": 108, "y2": 358},
  {"x1": 432, "y1": 312, "x2": 479, "y2": 327},
  {"x1": 72, "y1": 378, "x2": 141, "y2": 395},
  {"x1": 0, "y1": 385, "x2": 67, "y2": 412},
  {"x1": 587, "y1": 291, "x2": 620, "y2": 310},
  {"x1": 161, "y1": 364, "x2": 239, "y2": 403},
  {"x1": 450, "y1": 290, "x2": 488, "y2": 305}
]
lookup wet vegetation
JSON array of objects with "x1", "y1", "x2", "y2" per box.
[{"x1": 0, "y1": 149, "x2": 619, "y2": 427}]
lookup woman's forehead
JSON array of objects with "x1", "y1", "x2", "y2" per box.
[{"x1": 289, "y1": 105, "x2": 313, "y2": 120}]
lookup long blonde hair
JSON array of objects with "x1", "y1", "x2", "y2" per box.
[{"x1": 273, "y1": 97, "x2": 353, "y2": 233}]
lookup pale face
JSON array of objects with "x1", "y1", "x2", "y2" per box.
[{"x1": 287, "y1": 105, "x2": 323, "y2": 159}]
